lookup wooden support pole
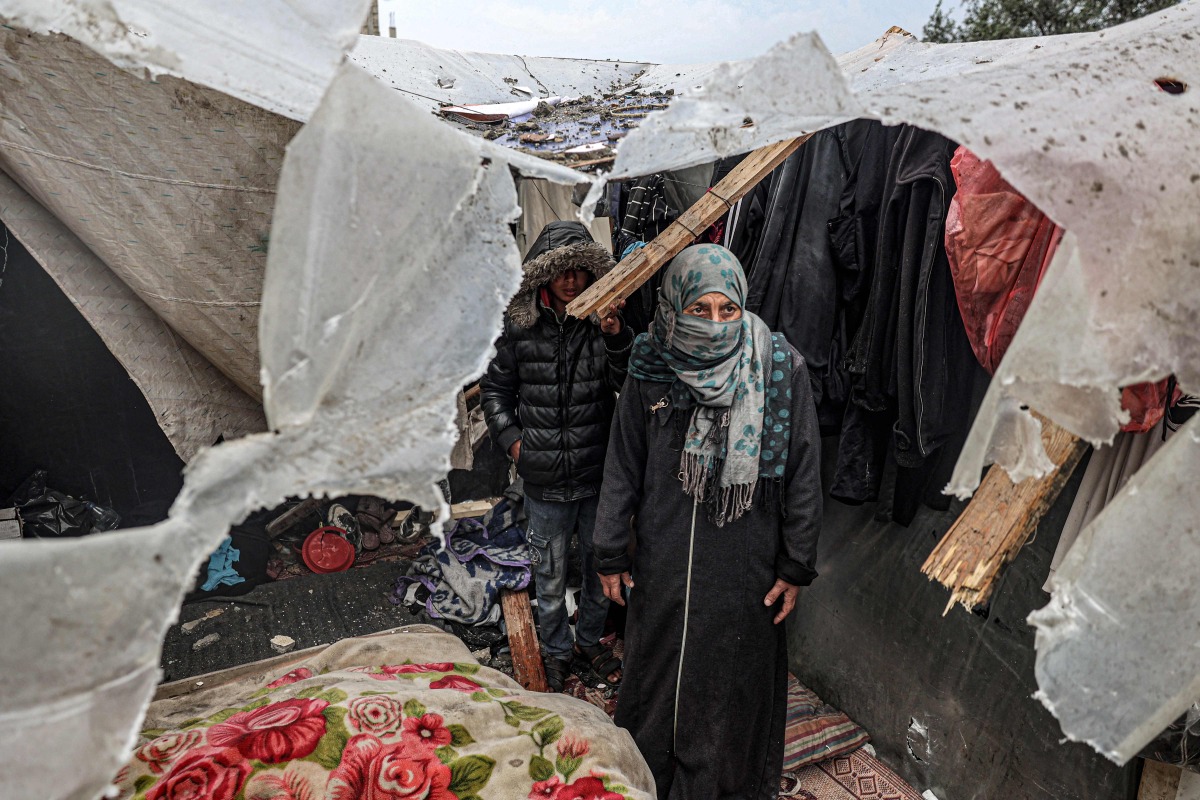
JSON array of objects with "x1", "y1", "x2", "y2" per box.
[
  {"x1": 566, "y1": 134, "x2": 811, "y2": 319},
  {"x1": 922, "y1": 413, "x2": 1088, "y2": 614},
  {"x1": 501, "y1": 588, "x2": 549, "y2": 692}
]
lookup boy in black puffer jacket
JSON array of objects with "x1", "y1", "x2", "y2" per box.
[{"x1": 481, "y1": 221, "x2": 631, "y2": 691}]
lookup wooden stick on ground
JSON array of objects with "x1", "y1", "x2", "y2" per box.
[
  {"x1": 922, "y1": 413, "x2": 1089, "y2": 615},
  {"x1": 566, "y1": 134, "x2": 811, "y2": 320},
  {"x1": 501, "y1": 588, "x2": 549, "y2": 692}
]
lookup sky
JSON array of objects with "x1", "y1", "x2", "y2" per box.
[{"x1": 376, "y1": 0, "x2": 941, "y2": 64}]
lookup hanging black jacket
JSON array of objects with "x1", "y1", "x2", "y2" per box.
[{"x1": 481, "y1": 222, "x2": 633, "y2": 501}]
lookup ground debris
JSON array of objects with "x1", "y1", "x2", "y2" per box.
[
  {"x1": 192, "y1": 633, "x2": 220, "y2": 651},
  {"x1": 181, "y1": 608, "x2": 225, "y2": 633}
]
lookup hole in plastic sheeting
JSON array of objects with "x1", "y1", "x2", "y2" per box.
[{"x1": 1154, "y1": 77, "x2": 1188, "y2": 94}]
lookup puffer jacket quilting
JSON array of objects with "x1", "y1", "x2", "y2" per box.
[{"x1": 481, "y1": 222, "x2": 632, "y2": 500}]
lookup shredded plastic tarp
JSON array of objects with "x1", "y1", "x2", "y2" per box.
[{"x1": 0, "y1": 43, "x2": 531, "y2": 800}]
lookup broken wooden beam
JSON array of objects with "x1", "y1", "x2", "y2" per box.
[
  {"x1": 500, "y1": 588, "x2": 548, "y2": 692},
  {"x1": 922, "y1": 413, "x2": 1089, "y2": 614},
  {"x1": 566, "y1": 134, "x2": 811, "y2": 319}
]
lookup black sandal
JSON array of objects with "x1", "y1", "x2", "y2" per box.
[
  {"x1": 543, "y1": 655, "x2": 571, "y2": 693},
  {"x1": 574, "y1": 642, "x2": 622, "y2": 685}
]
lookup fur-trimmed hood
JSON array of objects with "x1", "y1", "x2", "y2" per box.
[{"x1": 508, "y1": 221, "x2": 615, "y2": 329}]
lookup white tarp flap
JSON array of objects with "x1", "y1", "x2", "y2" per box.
[
  {"x1": 1028, "y1": 414, "x2": 1200, "y2": 762},
  {"x1": 0, "y1": 172, "x2": 266, "y2": 460},
  {"x1": 0, "y1": 30, "x2": 300, "y2": 401},
  {"x1": 611, "y1": 32, "x2": 866, "y2": 177},
  {"x1": 0, "y1": 0, "x2": 372, "y2": 120}
]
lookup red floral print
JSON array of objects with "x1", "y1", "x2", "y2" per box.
[
  {"x1": 428, "y1": 675, "x2": 482, "y2": 693},
  {"x1": 327, "y1": 733, "x2": 456, "y2": 800},
  {"x1": 347, "y1": 695, "x2": 405, "y2": 736},
  {"x1": 208, "y1": 698, "x2": 329, "y2": 763},
  {"x1": 145, "y1": 746, "x2": 251, "y2": 800},
  {"x1": 401, "y1": 713, "x2": 453, "y2": 748},
  {"x1": 529, "y1": 776, "x2": 563, "y2": 798},
  {"x1": 556, "y1": 735, "x2": 590, "y2": 760},
  {"x1": 135, "y1": 729, "x2": 204, "y2": 774},
  {"x1": 556, "y1": 776, "x2": 623, "y2": 800},
  {"x1": 381, "y1": 663, "x2": 455, "y2": 675},
  {"x1": 267, "y1": 668, "x2": 314, "y2": 689}
]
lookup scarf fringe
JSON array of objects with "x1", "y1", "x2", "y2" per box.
[{"x1": 679, "y1": 451, "x2": 759, "y2": 528}]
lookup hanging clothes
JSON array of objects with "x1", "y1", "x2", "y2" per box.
[
  {"x1": 832, "y1": 126, "x2": 975, "y2": 511},
  {"x1": 615, "y1": 174, "x2": 678, "y2": 336},
  {"x1": 745, "y1": 126, "x2": 850, "y2": 424}
]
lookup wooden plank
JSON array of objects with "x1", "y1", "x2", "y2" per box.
[
  {"x1": 501, "y1": 588, "x2": 549, "y2": 692},
  {"x1": 922, "y1": 413, "x2": 1089, "y2": 614},
  {"x1": 266, "y1": 497, "x2": 321, "y2": 539},
  {"x1": 450, "y1": 499, "x2": 500, "y2": 519},
  {"x1": 1138, "y1": 759, "x2": 1181, "y2": 800},
  {"x1": 566, "y1": 134, "x2": 811, "y2": 319}
]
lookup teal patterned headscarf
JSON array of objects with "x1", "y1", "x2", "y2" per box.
[{"x1": 629, "y1": 244, "x2": 796, "y2": 526}]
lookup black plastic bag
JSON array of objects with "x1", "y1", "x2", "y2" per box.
[{"x1": 18, "y1": 490, "x2": 120, "y2": 538}]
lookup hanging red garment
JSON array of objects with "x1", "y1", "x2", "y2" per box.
[
  {"x1": 945, "y1": 147, "x2": 1061, "y2": 375},
  {"x1": 946, "y1": 146, "x2": 1173, "y2": 433}
]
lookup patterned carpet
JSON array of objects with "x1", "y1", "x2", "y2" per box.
[
  {"x1": 780, "y1": 748, "x2": 924, "y2": 800},
  {"x1": 561, "y1": 635, "x2": 923, "y2": 800}
]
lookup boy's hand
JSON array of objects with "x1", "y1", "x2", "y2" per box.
[
  {"x1": 508, "y1": 440, "x2": 521, "y2": 462},
  {"x1": 599, "y1": 300, "x2": 625, "y2": 335}
]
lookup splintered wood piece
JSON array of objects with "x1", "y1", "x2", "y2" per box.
[
  {"x1": 501, "y1": 588, "x2": 549, "y2": 692},
  {"x1": 566, "y1": 134, "x2": 811, "y2": 319},
  {"x1": 922, "y1": 414, "x2": 1089, "y2": 614},
  {"x1": 450, "y1": 499, "x2": 500, "y2": 519}
]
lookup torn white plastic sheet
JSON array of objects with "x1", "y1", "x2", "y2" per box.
[
  {"x1": 0, "y1": 172, "x2": 265, "y2": 460},
  {"x1": 0, "y1": 55, "x2": 528, "y2": 800},
  {"x1": 611, "y1": 31, "x2": 866, "y2": 178},
  {"x1": 0, "y1": 0, "x2": 372, "y2": 120},
  {"x1": 1029, "y1": 414, "x2": 1200, "y2": 763}
]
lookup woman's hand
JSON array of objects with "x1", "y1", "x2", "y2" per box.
[
  {"x1": 600, "y1": 572, "x2": 634, "y2": 605},
  {"x1": 764, "y1": 579, "x2": 799, "y2": 624}
]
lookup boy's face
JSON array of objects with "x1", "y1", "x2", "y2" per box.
[{"x1": 547, "y1": 268, "x2": 590, "y2": 306}]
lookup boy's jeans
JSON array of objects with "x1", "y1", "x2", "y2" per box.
[{"x1": 523, "y1": 493, "x2": 609, "y2": 660}]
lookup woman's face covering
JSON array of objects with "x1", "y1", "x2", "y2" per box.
[{"x1": 683, "y1": 291, "x2": 743, "y2": 322}]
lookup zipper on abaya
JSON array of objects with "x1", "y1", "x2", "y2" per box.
[{"x1": 673, "y1": 496, "x2": 699, "y2": 752}]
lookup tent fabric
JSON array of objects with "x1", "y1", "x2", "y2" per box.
[
  {"x1": 0, "y1": 31, "x2": 299, "y2": 400},
  {"x1": 0, "y1": 172, "x2": 265, "y2": 460},
  {"x1": 515, "y1": 178, "x2": 611, "y2": 260}
]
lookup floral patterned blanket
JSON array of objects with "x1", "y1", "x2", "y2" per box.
[{"x1": 113, "y1": 626, "x2": 654, "y2": 800}]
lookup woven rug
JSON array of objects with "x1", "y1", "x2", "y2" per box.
[{"x1": 780, "y1": 748, "x2": 923, "y2": 800}]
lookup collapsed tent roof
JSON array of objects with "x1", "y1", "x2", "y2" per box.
[{"x1": 0, "y1": 1, "x2": 1197, "y2": 797}]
